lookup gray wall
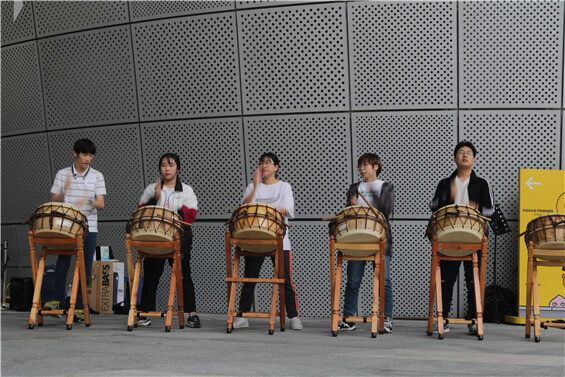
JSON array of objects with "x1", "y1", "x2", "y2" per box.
[{"x1": 1, "y1": 1, "x2": 563, "y2": 318}]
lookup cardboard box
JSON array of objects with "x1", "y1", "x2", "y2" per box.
[{"x1": 87, "y1": 261, "x2": 124, "y2": 314}]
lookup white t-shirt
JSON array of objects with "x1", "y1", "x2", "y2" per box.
[
  {"x1": 50, "y1": 166, "x2": 106, "y2": 232},
  {"x1": 454, "y1": 176, "x2": 470, "y2": 206},
  {"x1": 242, "y1": 180, "x2": 295, "y2": 250},
  {"x1": 357, "y1": 180, "x2": 384, "y2": 207}
]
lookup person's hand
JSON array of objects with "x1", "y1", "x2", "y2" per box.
[
  {"x1": 469, "y1": 200, "x2": 478, "y2": 210},
  {"x1": 350, "y1": 195, "x2": 359, "y2": 206},
  {"x1": 253, "y1": 167, "x2": 262, "y2": 188},
  {"x1": 154, "y1": 177, "x2": 162, "y2": 201},
  {"x1": 450, "y1": 180, "x2": 457, "y2": 202},
  {"x1": 64, "y1": 177, "x2": 71, "y2": 194},
  {"x1": 74, "y1": 197, "x2": 89, "y2": 208}
]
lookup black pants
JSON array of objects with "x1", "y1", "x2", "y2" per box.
[
  {"x1": 238, "y1": 250, "x2": 299, "y2": 319},
  {"x1": 140, "y1": 228, "x2": 196, "y2": 313},
  {"x1": 440, "y1": 249, "x2": 482, "y2": 319}
]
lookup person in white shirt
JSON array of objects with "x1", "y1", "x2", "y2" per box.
[
  {"x1": 233, "y1": 152, "x2": 302, "y2": 330},
  {"x1": 429, "y1": 141, "x2": 495, "y2": 335},
  {"x1": 43, "y1": 139, "x2": 106, "y2": 323}
]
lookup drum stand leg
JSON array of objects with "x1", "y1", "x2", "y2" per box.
[
  {"x1": 371, "y1": 251, "x2": 379, "y2": 338},
  {"x1": 66, "y1": 248, "x2": 82, "y2": 330},
  {"x1": 525, "y1": 242, "x2": 534, "y2": 339},
  {"x1": 226, "y1": 246, "x2": 240, "y2": 333},
  {"x1": 472, "y1": 252, "x2": 484, "y2": 340},
  {"x1": 77, "y1": 235, "x2": 91, "y2": 328},
  {"x1": 126, "y1": 235, "x2": 134, "y2": 301},
  {"x1": 277, "y1": 235, "x2": 285, "y2": 332},
  {"x1": 174, "y1": 239, "x2": 185, "y2": 330},
  {"x1": 427, "y1": 239, "x2": 438, "y2": 336},
  {"x1": 532, "y1": 258, "x2": 541, "y2": 342},
  {"x1": 435, "y1": 250, "x2": 445, "y2": 339},
  {"x1": 331, "y1": 252, "x2": 343, "y2": 337},
  {"x1": 329, "y1": 237, "x2": 338, "y2": 337},
  {"x1": 378, "y1": 240, "x2": 385, "y2": 335},
  {"x1": 127, "y1": 253, "x2": 143, "y2": 331},
  {"x1": 29, "y1": 245, "x2": 47, "y2": 330}
]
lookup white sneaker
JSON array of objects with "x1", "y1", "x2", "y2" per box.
[
  {"x1": 384, "y1": 317, "x2": 393, "y2": 333},
  {"x1": 138, "y1": 316, "x2": 151, "y2": 327},
  {"x1": 290, "y1": 317, "x2": 303, "y2": 330},
  {"x1": 432, "y1": 323, "x2": 450, "y2": 333},
  {"x1": 233, "y1": 317, "x2": 249, "y2": 329}
]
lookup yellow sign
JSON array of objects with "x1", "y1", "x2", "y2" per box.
[{"x1": 519, "y1": 169, "x2": 565, "y2": 319}]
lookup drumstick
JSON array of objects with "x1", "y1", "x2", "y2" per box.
[
  {"x1": 175, "y1": 219, "x2": 192, "y2": 227},
  {"x1": 322, "y1": 215, "x2": 340, "y2": 221},
  {"x1": 357, "y1": 190, "x2": 381, "y2": 219}
]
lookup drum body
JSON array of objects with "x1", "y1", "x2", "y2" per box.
[
  {"x1": 426, "y1": 205, "x2": 488, "y2": 257},
  {"x1": 228, "y1": 203, "x2": 286, "y2": 253},
  {"x1": 31, "y1": 202, "x2": 88, "y2": 249},
  {"x1": 525, "y1": 214, "x2": 565, "y2": 261},
  {"x1": 127, "y1": 206, "x2": 184, "y2": 254},
  {"x1": 329, "y1": 205, "x2": 389, "y2": 257}
]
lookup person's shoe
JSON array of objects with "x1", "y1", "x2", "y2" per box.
[
  {"x1": 73, "y1": 312, "x2": 84, "y2": 324},
  {"x1": 338, "y1": 321, "x2": 356, "y2": 331},
  {"x1": 233, "y1": 317, "x2": 249, "y2": 329},
  {"x1": 384, "y1": 317, "x2": 393, "y2": 333},
  {"x1": 432, "y1": 323, "x2": 450, "y2": 334},
  {"x1": 138, "y1": 316, "x2": 151, "y2": 327},
  {"x1": 290, "y1": 317, "x2": 303, "y2": 330},
  {"x1": 467, "y1": 323, "x2": 477, "y2": 335},
  {"x1": 42, "y1": 300, "x2": 62, "y2": 318},
  {"x1": 187, "y1": 314, "x2": 201, "y2": 328}
]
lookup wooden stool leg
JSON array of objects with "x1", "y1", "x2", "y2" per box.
[
  {"x1": 472, "y1": 252, "x2": 484, "y2": 340},
  {"x1": 525, "y1": 242, "x2": 533, "y2": 339},
  {"x1": 378, "y1": 239, "x2": 386, "y2": 334},
  {"x1": 371, "y1": 252, "x2": 379, "y2": 338},
  {"x1": 268, "y1": 243, "x2": 281, "y2": 335},
  {"x1": 29, "y1": 246, "x2": 47, "y2": 329},
  {"x1": 435, "y1": 255, "x2": 445, "y2": 339},
  {"x1": 174, "y1": 238, "x2": 184, "y2": 329},
  {"x1": 277, "y1": 236, "x2": 285, "y2": 332},
  {"x1": 77, "y1": 235, "x2": 91, "y2": 327},
  {"x1": 126, "y1": 235, "x2": 134, "y2": 301},
  {"x1": 427, "y1": 238, "x2": 438, "y2": 336},
  {"x1": 127, "y1": 254, "x2": 143, "y2": 330},
  {"x1": 165, "y1": 256, "x2": 177, "y2": 332},
  {"x1": 532, "y1": 259, "x2": 541, "y2": 342},
  {"x1": 331, "y1": 252, "x2": 344, "y2": 337},
  {"x1": 330, "y1": 236, "x2": 336, "y2": 313},
  {"x1": 225, "y1": 232, "x2": 233, "y2": 310},
  {"x1": 66, "y1": 251, "x2": 82, "y2": 330},
  {"x1": 226, "y1": 249, "x2": 240, "y2": 333}
]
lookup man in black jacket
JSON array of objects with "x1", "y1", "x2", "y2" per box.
[{"x1": 429, "y1": 141, "x2": 494, "y2": 334}]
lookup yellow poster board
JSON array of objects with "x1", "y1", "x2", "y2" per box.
[{"x1": 518, "y1": 169, "x2": 565, "y2": 319}]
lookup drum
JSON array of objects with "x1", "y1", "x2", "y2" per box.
[
  {"x1": 426, "y1": 204, "x2": 488, "y2": 257},
  {"x1": 525, "y1": 214, "x2": 565, "y2": 261},
  {"x1": 228, "y1": 203, "x2": 286, "y2": 253},
  {"x1": 126, "y1": 206, "x2": 185, "y2": 254},
  {"x1": 30, "y1": 202, "x2": 88, "y2": 249},
  {"x1": 328, "y1": 205, "x2": 389, "y2": 257}
]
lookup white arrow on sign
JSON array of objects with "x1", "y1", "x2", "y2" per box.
[{"x1": 526, "y1": 177, "x2": 541, "y2": 190}]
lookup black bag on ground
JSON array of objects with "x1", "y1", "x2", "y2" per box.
[
  {"x1": 483, "y1": 284, "x2": 517, "y2": 323},
  {"x1": 9, "y1": 277, "x2": 33, "y2": 311}
]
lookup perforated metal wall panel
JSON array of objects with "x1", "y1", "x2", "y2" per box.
[
  {"x1": 33, "y1": 1, "x2": 129, "y2": 38},
  {"x1": 1, "y1": 41, "x2": 45, "y2": 136},
  {"x1": 348, "y1": 1, "x2": 457, "y2": 110},
  {"x1": 39, "y1": 26, "x2": 137, "y2": 130},
  {"x1": 353, "y1": 111, "x2": 457, "y2": 219},
  {"x1": 140, "y1": 118, "x2": 245, "y2": 218},
  {"x1": 460, "y1": 1, "x2": 564, "y2": 108},
  {"x1": 132, "y1": 14, "x2": 241, "y2": 121},
  {"x1": 48, "y1": 124, "x2": 145, "y2": 220},
  {"x1": 130, "y1": 1, "x2": 234, "y2": 21},
  {"x1": 460, "y1": 110, "x2": 561, "y2": 220},
  {"x1": 238, "y1": 3, "x2": 349, "y2": 114},
  {"x1": 1, "y1": 134, "x2": 52, "y2": 223},
  {"x1": 236, "y1": 1, "x2": 312, "y2": 10},
  {"x1": 244, "y1": 114, "x2": 351, "y2": 218},
  {"x1": 1, "y1": 1, "x2": 35, "y2": 46},
  {"x1": 0, "y1": 226, "x2": 20, "y2": 268}
]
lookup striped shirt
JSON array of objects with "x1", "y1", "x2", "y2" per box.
[{"x1": 50, "y1": 165, "x2": 106, "y2": 232}]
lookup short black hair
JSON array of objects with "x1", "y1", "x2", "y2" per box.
[
  {"x1": 159, "y1": 153, "x2": 181, "y2": 170},
  {"x1": 73, "y1": 139, "x2": 96, "y2": 155},
  {"x1": 260, "y1": 152, "x2": 280, "y2": 177},
  {"x1": 357, "y1": 153, "x2": 383, "y2": 177},
  {"x1": 453, "y1": 140, "x2": 477, "y2": 158}
]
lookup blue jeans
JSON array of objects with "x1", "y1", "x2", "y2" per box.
[
  {"x1": 53, "y1": 232, "x2": 97, "y2": 309},
  {"x1": 343, "y1": 254, "x2": 392, "y2": 318}
]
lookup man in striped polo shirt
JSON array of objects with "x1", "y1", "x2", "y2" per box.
[{"x1": 43, "y1": 139, "x2": 106, "y2": 323}]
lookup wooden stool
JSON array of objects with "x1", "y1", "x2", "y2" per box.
[
  {"x1": 525, "y1": 241, "x2": 565, "y2": 342},
  {"x1": 225, "y1": 231, "x2": 285, "y2": 335},
  {"x1": 330, "y1": 235, "x2": 386, "y2": 338},
  {"x1": 28, "y1": 230, "x2": 91, "y2": 330},
  {"x1": 126, "y1": 234, "x2": 184, "y2": 332},
  {"x1": 427, "y1": 236, "x2": 488, "y2": 340}
]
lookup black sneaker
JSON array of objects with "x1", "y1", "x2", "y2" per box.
[
  {"x1": 338, "y1": 321, "x2": 356, "y2": 331},
  {"x1": 73, "y1": 313, "x2": 84, "y2": 324},
  {"x1": 138, "y1": 316, "x2": 151, "y2": 326},
  {"x1": 187, "y1": 314, "x2": 201, "y2": 328}
]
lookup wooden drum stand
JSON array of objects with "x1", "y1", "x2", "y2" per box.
[
  {"x1": 525, "y1": 241, "x2": 565, "y2": 342},
  {"x1": 225, "y1": 231, "x2": 286, "y2": 335},
  {"x1": 330, "y1": 235, "x2": 386, "y2": 338},
  {"x1": 427, "y1": 236, "x2": 488, "y2": 340},
  {"x1": 28, "y1": 230, "x2": 91, "y2": 330},
  {"x1": 125, "y1": 234, "x2": 184, "y2": 332}
]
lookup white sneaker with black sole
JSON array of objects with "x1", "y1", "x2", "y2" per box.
[
  {"x1": 233, "y1": 317, "x2": 249, "y2": 328},
  {"x1": 432, "y1": 323, "x2": 450, "y2": 333},
  {"x1": 138, "y1": 316, "x2": 151, "y2": 326},
  {"x1": 384, "y1": 317, "x2": 393, "y2": 333},
  {"x1": 290, "y1": 317, "x2": 303, "y2": 330},
  {"x1": 338, "y1": 321, "x2": 356, "y2": 331}
]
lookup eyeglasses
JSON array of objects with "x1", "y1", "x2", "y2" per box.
[
  {"x1": 259, "y1": 161, "x2": 274, "y2": 166},
  {"x1": 457, "y1": 150, "x2": 474, "y2": 156}
]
